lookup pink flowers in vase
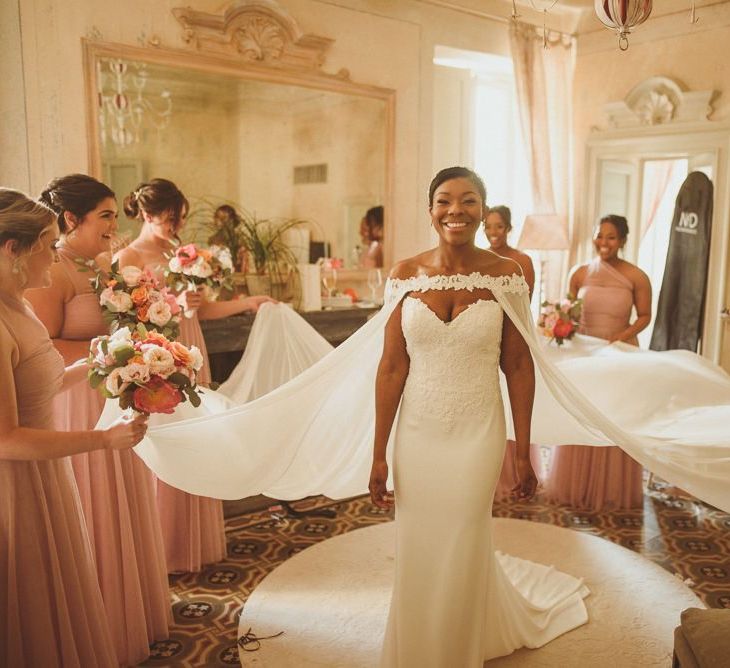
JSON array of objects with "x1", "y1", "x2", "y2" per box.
[
  {"x1": 91, "y1": 260, "x2": 181, "y2": 340},
  {"x1": 88, "y1": 326, "x2": 204, "y2": 415},
  {"x1": 165, "y1": 243, "x2": 234, "y2": 300},
  {"x1": 537, "y1": 296, "x2": 583, "y2": 346}
]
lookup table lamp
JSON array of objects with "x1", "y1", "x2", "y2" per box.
[{"x1": 517, "y1": 214, "x2": 570, "y2": 304}]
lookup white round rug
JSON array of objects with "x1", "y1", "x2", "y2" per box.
[{"x1": 239, "y1": 518, "x2": 701, "y2": 667}]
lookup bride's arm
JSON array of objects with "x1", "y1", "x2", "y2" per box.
[
  {"x1": 369, "y1": 300, "x2": 410, "y2": 509},
  {"x1": 500, "y1": 314, "x2": 538, "y2": 500}
]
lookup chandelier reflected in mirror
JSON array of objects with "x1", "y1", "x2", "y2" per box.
[{"x1": 96, "y1": 58, "x2": 173, "y2": 146}]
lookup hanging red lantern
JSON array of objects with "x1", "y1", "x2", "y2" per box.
[{"x1": 594, "y1": 0, "x2": 653, "y2": 51}]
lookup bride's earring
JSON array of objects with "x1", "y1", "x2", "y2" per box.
[{"x1": 11, "y1": 258, "x2": 20, "y2": 274}]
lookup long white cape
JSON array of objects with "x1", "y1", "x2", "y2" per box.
[{"x1": 97, "y1": 274, "x2": 730, "y2": 512}]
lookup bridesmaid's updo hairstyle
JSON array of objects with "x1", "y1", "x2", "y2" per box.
[
  {"x1": 598, "y1": 214, "x2": 629, "y2": 241},
  {"x1": 428, "y1": 167, "x2": 487, "y2": 206},
  {"x1": 0, "y1": 188, "x2": 56, "y2": 254},
  {"x1": 39, "y1": 174, "x2": 115, "y2": 234},
  {"x1": 123, "y1": 179, "x2": 189, "y2": 234},
  {"x1": 486, "y1": 205, "x2": 512, "y2": 231}
]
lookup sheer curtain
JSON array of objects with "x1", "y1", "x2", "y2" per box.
[{"x1": 509, "y1": 22, "x2": 574, "y2": 301}]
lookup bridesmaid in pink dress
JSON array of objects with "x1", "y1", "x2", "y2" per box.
[
  {"x1": 0, "y1": 188, "x2": 147, "y2": 667},
  {"x1": 116, "y1": 179, "x2": 275, "y2": 573},
  {"x1": 483, "y1": 206, "x2": 542, "y2": 500},
  {"x1": 545, "y1": 215, "x2": 652, "y2": 510},
  {"x1": 26, "y1": 175, "x2": 171, "y2": 665}
]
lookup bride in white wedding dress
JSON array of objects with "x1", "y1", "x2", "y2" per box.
[{"x1": 369, "y1": 167, "x2": 588, "y2": 666}]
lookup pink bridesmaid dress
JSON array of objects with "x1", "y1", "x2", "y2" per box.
[
  {"x1": 156, "y1": 312, "x2": 227, "y2": 572},
  {"x1": 544, "y1": 258, "x2": 644, "y2": 510},
  {"x1": 126, "y1": 238, "x2": 226, "y2": 573},
  {"x1": 51, "y1": 248, "x2": 171, "y2": 665},
  {"x1": 0, "y1": 292, "x2": 117, "y2": 667}
]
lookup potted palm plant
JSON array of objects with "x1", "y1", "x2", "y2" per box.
[{"x1": 186, "y1": 198, "x2": 307, "y2": 299}]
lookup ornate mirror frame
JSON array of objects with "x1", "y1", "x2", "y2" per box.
[{"x1": 82, "y1": 0, "x2": 396, "y2": 268}]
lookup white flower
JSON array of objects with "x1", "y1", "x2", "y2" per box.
[
  {"x1": 190, "y1": 257, "x2": 213, "y2": 278},
  {"x1": 141, "y1": 345, "x2": 175, "y2": 378},
  {"x1": 119, "y1": 362, "x2": 151, "y2": 384},
  {"x1": 213, "y1": 246, "x2": 233, "y2": 271},
  {"x1": 147, "y1": 289, "x2": 163, "y2": 303},
  {"x1": 119, "y1": 265, "x2": 143, "y2": 287},
  {"x1": 105, "y1": 368, "x2": 129, "y2": 396},
  {"x1": 100, "y1": 287, "x2": 134, "y2": 313},
  {"x1": 147, "y1": 300, "x2": 172, "y2": 327},
  {"x1": 188, "y1": 345, "x2": 204, "y2": 371},
  {"x1": 107, "y1": 327, "x2": 134, "y2": 356},
  {"x1": 169, "y1": 257, "x2": 183, "y2": 273}
]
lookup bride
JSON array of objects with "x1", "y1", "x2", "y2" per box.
[
  {"x1": 369, "y1": 166, "x2": 588, "y2": 666},
  {"x1": 105, "y1": 166, "x2": 730, "y2": 663}
]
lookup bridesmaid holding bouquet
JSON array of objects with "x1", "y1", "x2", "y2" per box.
[{"x1": 27, "y1": 174, "x2": 171, "y2": 665}]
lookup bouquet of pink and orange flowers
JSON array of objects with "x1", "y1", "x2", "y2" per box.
[
  {"x1": 165, "y1": 243, "x2": 234, "y2": 300},
  {"x1": 88, "y1": 325, "x2": 204, "y2": 414},
  {"x1": 88, "y1": 260, "x2": 181, "y2": 340},
  {"x1": 537, "y1": 296, "x2": 583, "y2": 346}
]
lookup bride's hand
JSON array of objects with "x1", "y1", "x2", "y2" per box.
[
  {"x1": 369, "y1": 460, "x2": 394, "y2": 510},
  {"x1": 511, "y1": 456, "x2": 538, "y2": 501}
]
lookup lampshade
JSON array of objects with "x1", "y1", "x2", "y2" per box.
[{"x1": 517, "y1": 214, "x2": 570, "y2": 251}]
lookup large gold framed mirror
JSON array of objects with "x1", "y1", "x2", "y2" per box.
[{"x1": 82, "y1": 4, "x2": 394, "y2": 277}]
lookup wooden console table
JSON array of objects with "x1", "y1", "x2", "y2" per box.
[{"x1": 200, "y1": 306, "x2": 380, "y2": 383}]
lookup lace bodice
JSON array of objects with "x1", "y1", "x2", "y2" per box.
[{"x1": 400, "y1": 294, "x2": 505, "y2": 430}]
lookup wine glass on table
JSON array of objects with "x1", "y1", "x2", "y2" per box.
[
  {"x1": 322, "y1": 267, "x2": 338, "y2": 299},
  {"x1": 367, "y1": 268, "x2": 383, "y2": 304}
]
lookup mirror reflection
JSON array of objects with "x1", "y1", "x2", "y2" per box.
[{"x1": 96, "y1": 57, "x2": 387, "y2": 270}]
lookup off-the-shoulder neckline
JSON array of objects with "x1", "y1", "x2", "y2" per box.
[{"x1": 387, "y1": 271, "x2": 523, "y2": 282}]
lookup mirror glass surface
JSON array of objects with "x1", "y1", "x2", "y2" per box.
[{"x1": 96, "y1": 56, "x2": 387, "y2": 267}]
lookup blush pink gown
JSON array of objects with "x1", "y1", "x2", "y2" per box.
[
  {"x1": 544, "y1": 258, "x2": 644, "y2": 510},
  {"x1": 51, "y1": 248, "x2": 171, "y2": 665},
  {"x1": 126, "y1": 238, "x2": 226, "y2": 573},
  {"x1": 0, "y1": 291, "x2": 117, "y2": 667},
  {"x1": 156, "y1": 313, "x2": 227, "y2": 572}
]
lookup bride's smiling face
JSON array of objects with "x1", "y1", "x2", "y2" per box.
[{"x1": 429, "y1": 177, "x2": 485, "y2": 246}]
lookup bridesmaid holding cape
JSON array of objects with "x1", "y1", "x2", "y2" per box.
[
  {"x1": 545, "y1": 214, "x2": 651, "y2": 510},
  {"x1": 0, "y1": 188, "x2": 147, "y2": 667}
]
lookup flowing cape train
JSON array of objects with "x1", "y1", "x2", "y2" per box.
[{"x1": 96, "y1": 274, "x2": 730, "y2": 512}]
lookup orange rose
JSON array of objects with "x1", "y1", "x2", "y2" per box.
[
  {"x1": 143, "y1": 331, "x2": 171, "y2": 348},
  {"x1": 106, "y1": 279, "x2": 117, "y2": 288},
  {"x1": 553, "y1": 319, "x2": 574, "y2": 339},
  {"x1": 136, "y1": 304, "x2": 150, "y2": 322},
  {"x1": 131, "y1": 286, "x2": 149, "y2": 307},
  {"x1": 168, "y1": 341, "x2": 193, "y2": 367}
]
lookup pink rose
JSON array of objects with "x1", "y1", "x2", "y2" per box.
[
  {"x1": 163, "y1": 290, "x2": 181, "y2": 315},
  {"x1": 176, "y1": 244, "x2": 199, "y2": 267},
  {"x1": 133, "y1": 376, "x2": 183, "y2": 414}
]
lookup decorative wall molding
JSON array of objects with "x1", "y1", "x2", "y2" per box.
[
  {"x1": 602, "y1": 76, "x2": 715, "y2": 129},
  {"x1": 172, "y1": 0, "x2": 342, "y2": 75}
]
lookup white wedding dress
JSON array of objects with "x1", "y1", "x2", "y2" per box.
[{"x1": 381, "y1": 292, "x2": 588, "y2": 666}]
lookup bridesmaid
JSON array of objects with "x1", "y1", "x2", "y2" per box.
[
  {"x1": 484, "y1": 205, "x2": 540, "y2": 500},
  {"x1": 0, "y1": 188, "x2": 147, "y2": 667},
  {"x1": 116, "y1": 178, "x2": 274, "y2": 573},
  {"x1": 26, "y1": 175, "x2": 171, "y2": 665},
  {"x1": 545, "y1": 214, "x2": 652, "y2": 510},
  {"x1": 483, "y1": 206, "x2": 535, "y2": 294}
]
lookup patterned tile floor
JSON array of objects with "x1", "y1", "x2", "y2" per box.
[{"x1": 141, "y1": 484, "x2": 730, "y2": 667}]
